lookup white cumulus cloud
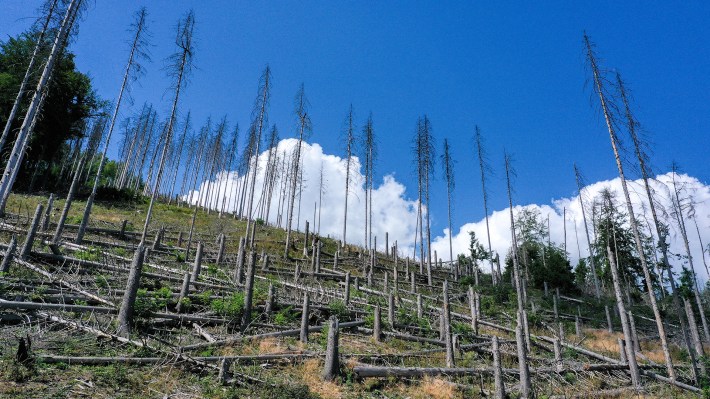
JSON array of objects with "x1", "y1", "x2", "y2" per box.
[{"x1": 187, "y1": 139, "x2": 710, "y2": 284}]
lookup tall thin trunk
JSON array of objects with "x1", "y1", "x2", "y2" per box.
[
  {"x1": 284, "y1": 85, "x2": 309, "y2": 258},
  {"x1": 574, "y1": 165, "x2": 601, "y2": 298},
  {"x1": 607, "y1": 245, "x2": 641, "y2": 388},
  {"x1": 504, "y1": 153, "x2": 531, "y2": 398},
  {"x1": 0, "y1": 0, "x2": 83, "y2": 213},
  {"x1": 671, "y1": 170, "x2": 710, "y2": 343},
  {"x1": 168, "y1": 112, "x2": 191, "y2": 205},
  {"x1": 342, "y1": 106, "x2": 355, "y2": 248},
  {"x1": 619, "y1": 72, "x2": 698, "y2": 381},
  {"x1": 475, "y1": 127, "x2": 496, "y2": 282},
  {"x1": 585, "y1": 34, "x2": 674, "y2": 378},
  {"x1": 442, "y1": 138, "x2": 455, "y2": 266},
  {"x1": 245, "y1": 67, "x2": 272, "y2": 247},
  {"x1": 0, "y1": 0, "x2": 58, "y2": 154},
  {"x1": 140, "y1": 10, "x2": 194, "y2": 244}
]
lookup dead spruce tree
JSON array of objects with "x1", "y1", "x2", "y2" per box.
[
  {"x1": 413, "y1": 117, "x2": 435, "y2": 284},
  {"x1": 256, "y1": 125, "x2": 277, "y2": 221},
  {"x1": 670, "y1": 165, "x2": 710, "y2": 343},
  {"x1": 0, "y1": 0, "x2": 84, "y2": 214},
  {"x1": 584, "y1": 33, "x2": 674, "y2": 379},
  {"x1": 140, "y1": 10, "x2": 195, "y2": 244},
  {"x1": 245, "y1": 66, "x2": 272, "y2": 246},
  {"x1": 76, "y1": 7, "x2": 149, "y2": 244},
  {"x1": 604, "y1": 217, "x2": 642, "y2": 388},
  {"x1": 0, "y1": 0, "x2": 58, "y2": 154},
  {"x1": 504, "y1": 152, "x2": 531, "y2": 397},
  {"x1": 341, "y1": 105, "x2": 356, "y2": 249},
  {"x1": 618, "y1": 73, "x2": 700, "y2": 380},
  {"x1": 441, "y1": 138, "x2": 455, "y2": 271},
  {"x1": 474, "y1": 127, "x2": 498, "y2": 283},
  {"x1": 362, "y1": 113, "x2": 376, "y2": 251},
  {"x1": 573, "y1": 165, "x2": 601, "y2": 298},
  {"x1": 284, "y1": 84, "x2": 311, "y2": 257},
  {"x1": 168, "y1": 112, "x2": 191, "y2": 205}
]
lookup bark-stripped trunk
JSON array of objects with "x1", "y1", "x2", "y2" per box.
[
  {"x1": 618, "y1": 73, "x2": 698, "y2": 381},
  {"x1": 76, "y1": 8, "x2": 148, "y2": 243},
  {"x1": 140, "y1": 11, "x2": 194, "y2": 244},
  {"x1": 0, "y1": 0, "x2": 83, "y2": 214},
  {"x1": 284, "y1": 85, "x2": 309, "y2": 258},
  {"x1": 0, "y1": 0, "x2": 58, "y2": 154},
  {"x1": 574, "y1": 165, "x2": 601, "y2": 298},
  {"x1": 585, "y1": 34, "x2": 674, "y2": 379},
  {"x1": 504, "y1": 153, "x2": 531, "y2": 397}
]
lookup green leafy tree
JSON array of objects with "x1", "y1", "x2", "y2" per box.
[
  {"x1": 503, "y1": 207, "x2": 577, "y2": 293},
  {"x1": 0, "y1": 31, "x2": 102, "y2": 191}
]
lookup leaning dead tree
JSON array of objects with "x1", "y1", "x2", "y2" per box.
[
  {"x1": 284, "y1": 84, "x2": 311, "y2": 258},
  {"x1": 76, "y1": 6, "x2": 150, "y2": 244},
  {"x1": 617, "y1": 73, "x2": 700, "y2": 382},
  {"x1": 474, "y1": 127, "x2": 497, "y2": 283},
  {"x1": 669, "y1": 165, "x2": 710, "y2": 344},
  {"x1": 584, "y1": 33, "x2": 675, "y2": 381},
  {"x1": 0, "y1": 0, "x2": 58, "y2": 154},
  {"x1": 600, "y1": 191, "x2": 642, "y2": 389},
  {"x1": 0, "y1": 0, "x2": 84, "y2": 214},
  {"x1": 140, "y1": 10, "x2": 195, "y2": 244},
  {"x1": 504, "y1": 152, "x2": 532, "y2": 398},
  {"x1": 573, "y1": 164, "x2": 601, "y2": 298}
]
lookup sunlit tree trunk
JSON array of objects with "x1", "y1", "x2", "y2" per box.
[
  {"x1": 0, "y1": 0, "x2": 83, "y2": 214},
  {"x1": 585, "y1": 34, "x2": 674, "y2": 379},
  {"x1": 140, "y1": 10, "x2": 194, "y2": 244},
  {"x1": 0, "y1": 0, "x2": 58, "y2": 154}
]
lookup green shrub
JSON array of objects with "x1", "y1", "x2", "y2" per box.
[
  {"x1": 274, "y1": 306, "x2": 296, "y2": 325},
  {"x1": 328, "y1": 300, "x2": 349, "y2": 320},
  {"x1": 210, "y1": 292, "x2": 245, "y2": 318},
  {"x1": 75, "y1": 246, "x2": 101, "y2": 261}
]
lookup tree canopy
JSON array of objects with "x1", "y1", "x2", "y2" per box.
[{"x1": 0, "y1": 31, "x2": 103, "y2": 191}]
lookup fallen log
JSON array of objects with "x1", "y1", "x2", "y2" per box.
[
  {"x1": 12, "y1": 258, "x2": 115, "y2": 307},
  {"x1": 38, "y1": 352, "x2": 319, "y2": 365},
  {"x1": 181, "y1": 320, "x2": 365, "y2": 351},
  {"x1": 0, "y1": 300, "x2": 229, "y2": 324}
]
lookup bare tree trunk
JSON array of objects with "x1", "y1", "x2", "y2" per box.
[
  {"x1": 117, "y1": 245, "x2": 146, "y2": 337},
  {"x1": 52, "y1": 156, "x2": 86, "y2": 244},
  {"x1": 607, "y1": 245, "x2": 641, "y2": 389},
  {"x1": 240, "y1": 250, "x2": 256, "y2": 332},
  {"x1": 284, "y1": 85, "x2": 309, "y2": 258},
  {"x1": 504, "y1": 153, "x2": 531, "y2": 398},
  {"x1": 341, "y1": 106, "x2": 355, "y2": 248},
  {"x1": 442, "y1": 138, "x2": 455, "y2": 268},
  {"x1": 574, "y1": 165, "x2": 601, "y2": 298},
  {"x1": 0, "y1": 0, "x2": 83, "y2": 213},
  {"x1": 585, "y1": 35, "x2": 674, "y2": 379},
  {"x1": 321, "y1": 316, "x2": 340, "y2": 381},
  {"x1": 619, "y1": 71, "x2": 698, "y2": 381},
  {"x1": 671, "y1": 172, "x2": 710, "y2": 344},
  {"x1": 140, "y1": 11, "x2": 194, "y2": 244},
  {"x1": 0, "y1": 0, "x2": 58, "y2": 153},
  {"x1": 244, "y1": 69, "x2": 271, "y2": 246},
  {"x1": 77, "y1": 8, "x2": 148, "y2": 244}
]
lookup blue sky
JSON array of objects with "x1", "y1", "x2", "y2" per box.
[{"x1": 2, "y1": 1, "x2": 709, "y2": 241}]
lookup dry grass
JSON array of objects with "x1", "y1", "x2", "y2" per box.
[
  {"x1": 415, "y1": 376, "x2": 458, "y2": 399},
  {"x1": 258, "y1": 337, "x2": 288, "y2": 354},
  {"x1": 584, "y1": 329, "x2": 623, "y2": 355},
  {"x1": 300, "y1": 359, "x2": 342, "y2": 399}
]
